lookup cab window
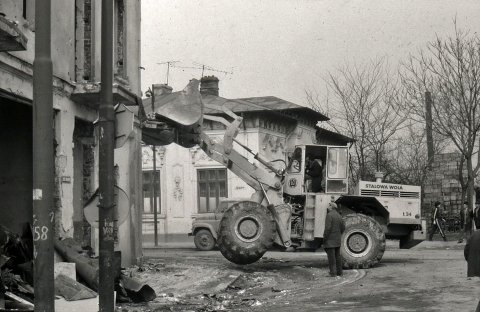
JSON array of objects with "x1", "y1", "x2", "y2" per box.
[{"x1": 327, "y1": 147, "x2": 347, "y2": 179}]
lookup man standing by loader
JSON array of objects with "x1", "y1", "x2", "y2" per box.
[
  {"x1": 323, "y1": 202, "x2": 346, "y2": 277},
  {"x1": 429, "y1": 201, "x2": 447, "y2": 241}
]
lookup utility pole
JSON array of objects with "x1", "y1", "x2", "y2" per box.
[
  {"x1": 425, "y1": 91, "x2": 434, "y2": 168},
  {"x1": 33, "y1": 0, "x2": 55, "y2": 310},
  {"x1": 98, "y1": 0, "x2": 115, "y2": 311}
]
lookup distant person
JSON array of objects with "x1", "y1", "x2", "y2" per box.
[
  {"x1": 458, "y1": 202, "x2": 467, "y2": 243},
  {"x1": 305, "y1": 156, "x2": 324, "y2": 193},
  {"x1": 464, "y1": 230, "x2": 480, "y2": 311},
  {"x1": 323, "y1": 202, "x2": 346, "y2": 277},
  {"x1": 429, "y1": 201, "x2": 447, "y2": 241}
]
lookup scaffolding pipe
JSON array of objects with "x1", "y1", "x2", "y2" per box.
[
  {"x1": 98, "y1": 0, "x2": 115, "y2": 310},
  {"x1": 33, "y1": 0, "x2": 55, "y2": 310}
]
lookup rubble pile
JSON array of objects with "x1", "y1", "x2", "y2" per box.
[
  {"x1": 54, "y1": 238, "x2": 157, "y2": 304},
  {"x1": 0, "y1": 225, "x2": 156, "y2": 311},
  {"x1": 0, "y1": 224, "x2": 34, "y2": 311}
]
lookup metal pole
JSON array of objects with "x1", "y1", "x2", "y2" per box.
[
  {"x1": 166, "y1": 63, "x2": 170, "y2": 85},
  {"x1": 152, "y1": 146, "x2": 158, "y2": 246},
  {"x1": 151, "y1": 86, "x2": 158, "y2": 246},
  {"x1": 98, "y1": 0, "x2": 115, "y2": 311},
  {"x1": 33, "y1": 0, "x2": 55, "y2": 310}
]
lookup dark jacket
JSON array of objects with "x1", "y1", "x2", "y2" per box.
[
  {"x1": 306, "y1": 160, "x2": 323, "y2": 192},
  {"x1": 464, "y1": 230, "x2": 480, "y2": 277},
  {"x1": 323, "y1": 209, "x2": 345, "y2": 248}
]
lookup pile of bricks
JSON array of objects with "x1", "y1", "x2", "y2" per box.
[{"x1": 422, "y1": 152, "x2": 467, "y2": 233}]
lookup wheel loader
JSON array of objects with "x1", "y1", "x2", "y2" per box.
[{"x1": 140, "y1": 79, "x2": 426, "y2": 268}]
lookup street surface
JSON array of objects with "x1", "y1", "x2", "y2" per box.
[{"x1": 120, "y1": 241, "x2": 479, "y2": 312}]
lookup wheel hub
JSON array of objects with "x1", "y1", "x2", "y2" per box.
[
  {"x1": 235, "y1": 216, "x2": 262, "y2": 242},
  {"x1": 347, "y1": 232, "x2": 368, "y2": 254},
  {"x1": 199, "y1": 235, "x2": 210, "y2": 246}
]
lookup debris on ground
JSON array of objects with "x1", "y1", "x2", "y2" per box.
[
  {"x1": 55, "y1": 238, "x2": 157, "y2": 304},
  {"x1": 0, "y1": 227, "x2": 157, "y2": 311},
  {"x1": 54, "y1": 273, "x2": 97, "y2": 301},
  {"x1": 227, "y1": 273, "x2": 264, "y2": 290},
  {"x1": 0, "y1": 223, "x2": 34, "y2": 311},
  {"x1": 119, "y1": 275, "x2": 156, "y2": 303}
]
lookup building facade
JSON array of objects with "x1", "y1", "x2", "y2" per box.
[
  {"x1": 0, "y1": 0, "x2": 143, "y2": 265},
  {"x1": 141, "y1": 77, "x2": 336, "y2": 244}
]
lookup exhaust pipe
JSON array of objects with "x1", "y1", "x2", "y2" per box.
[{"x1": 375, "y1": 172, "x2": 384, "y2": 183}]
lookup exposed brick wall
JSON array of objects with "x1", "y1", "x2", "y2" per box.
[
  {"x1": 82, "y1": 144, "x2": 95, "y2": 247},
  {"x1": 73, "y1": 119, "x2": 95, "y2": 246},
  {"x1": 423, "y1": 152, "x2": 467, "y2": 233}
]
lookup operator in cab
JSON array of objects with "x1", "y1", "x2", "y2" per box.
[{"x1": 305, "y1": 155, "x2": 325, "y2": 193}]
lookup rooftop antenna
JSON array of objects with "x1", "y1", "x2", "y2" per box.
[
  {"x1": 170, "y1": 62, "x2": 233, "y2": 78},
  {"x1": 156, "y1": 60, "x2": 179, "y2": 85},
  {"x1": 192, "y1": 62, "x2": 233, "y2": 78}
]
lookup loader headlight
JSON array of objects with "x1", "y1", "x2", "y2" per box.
[{"x1": 415, "y1": 214, "x2": 420, "y2": 219}]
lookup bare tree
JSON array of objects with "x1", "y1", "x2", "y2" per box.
[
  {"x1": 387, "y1": 123, "x2": 447, "y2": 186},
  {"x1": 308, "y1": 58, "x2": 408, "y2": 184},
  {"x1": 401, "y1": 24, "x2": 480, "y2": 220}
]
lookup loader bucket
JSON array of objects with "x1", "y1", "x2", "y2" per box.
[{"x1": 140, "y1": 79, "x2": 203, "y2": 147}]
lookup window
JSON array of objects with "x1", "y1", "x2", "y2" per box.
[
  {"x1": 143, "y1": 170, "x2": 160, "y2": 214},
  {"x1": 197, "y1": 169, "x2": 227, "y2": 213},
  {"x1": 326, "y1": 147, "x2": 348, "y2": 193},
  {"x1": 327, "y1": 147, "x2": 348, "y2": 179}
]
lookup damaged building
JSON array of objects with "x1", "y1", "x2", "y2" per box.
[{"x1": 0, "y1": 0, "x2": 143, "y2": 266}]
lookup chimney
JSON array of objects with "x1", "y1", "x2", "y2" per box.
[
  {"x1": 200, "y1": 76, "x2": 219, "y2": 96},
  {"x1": 152, "y1": 84, "x2": 172, "y2": 97}
]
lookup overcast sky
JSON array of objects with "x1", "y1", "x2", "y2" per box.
[{"x1": 141, "y1": 0, "x2": 480, "y2": 105}]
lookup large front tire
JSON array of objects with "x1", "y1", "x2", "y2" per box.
[
  {"x1": 341, "y1": 214, "x2": 386, "y2": 269},
  {"x1": 218, "y1": 201, "x2": 275, "y2": 265}
]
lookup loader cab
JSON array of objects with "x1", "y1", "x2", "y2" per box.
[{"x1": 284, "y1": 144, "x2": 349, "y2": 196}]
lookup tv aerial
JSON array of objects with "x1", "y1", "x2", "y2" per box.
[
  {"x1": 170, "y1": 62, "x2": 233, "y2": 78},
  {"x1": 156, "y1": 60, "x2": 179, "y2": 85}
]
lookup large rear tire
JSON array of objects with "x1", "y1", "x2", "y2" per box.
[
  {"x1": 341, "y1": 214, "x2": 386, "y2": 269},
  {"x1": 217, "y1": 201, "x2": 275, "y2": 265}
]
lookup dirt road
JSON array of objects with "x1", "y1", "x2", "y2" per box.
[{"x1": 121, "y1": 242, "x2": 479, "y2": 312}]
